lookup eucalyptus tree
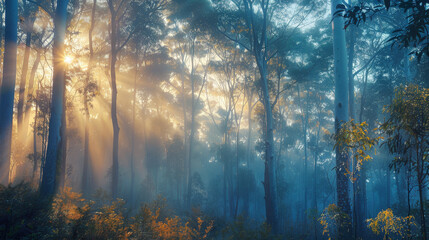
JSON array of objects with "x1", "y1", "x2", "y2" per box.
[
  {"x1": 81, "y1": 0, "x2": 97, "y2": 196},
  {"x1": 166, "y1": 4, "x2": 213, "y2": 207},
  {"x1": 332, "y1": 0, "x2": 351, "y2": 237},
  {"x1": 0, "y1": 0, "x2": 18, "y2": 185},
  {"x1": 209, "y1": 37, "x2": 248, "y2": 218},
  {"x1": 381, "y1": 85, "x2": 429, "y2": 240},
  {"x1": 211, "y1": 0, "x2": 289, "y2": 231},
  {"x1": 17, "y1": 0, "x2": 38, "y2": 133},
  {"x1": 40, "y1": 0, "x2": 70, "y2": 195},
  {"x1": 127, "y1": 0, "x2": 167, "y2": 204},
  {"x1": 106, "y1": 0, "x2": 162, "y2": 198}
]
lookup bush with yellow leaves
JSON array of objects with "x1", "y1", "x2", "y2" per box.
[
  {"x1": 366, "y1": 208, "x2": 416, "y2": 240},
  {"x1": 131, "y1": 199, "x2": 213, "y2": 240},
  {"x1": 319, "y1": 204, "x2": 350, "y2": 240}
]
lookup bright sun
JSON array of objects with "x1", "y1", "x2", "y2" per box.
[{"x1": 64, "y1": 55, "x2": 73, "y2": 64}]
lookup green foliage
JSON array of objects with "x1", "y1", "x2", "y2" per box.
[
  {"x1": 0, "y1": 183, "x2": 50, "y2": 239},
  {"x1": 337, "y1": 0, "x2": 429, "y2": 60},
  {"x1": 380, "y1": 84, "x2": 428, "y2": 170},
  {"x1": 367, "y1": 208, "x2": 416, "y2": 240}
]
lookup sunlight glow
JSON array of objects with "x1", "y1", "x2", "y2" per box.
[{"x1": 64, "y1": 55, "x2": 73, "y2": 64}]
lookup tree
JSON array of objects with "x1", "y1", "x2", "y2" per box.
[
  {"x1": 0, "y1": 0, "x2": 18, "y2": 185},
  {"x1": 338, "y1": 0, "x2": 429, "y2": 61},
  {"x1": 17, "y1": 0, "x2": 38, "y2": 133},
  {"x1": 213, "y1": 0, "x2": 281, "y2": 231},
  {"x1": 381, "y1": 84, "x2": 428, "y2": 240},
  {"x1": 82, "y1": 0, "x2": 97, "y2": 197},
  {"x1": 40, "y1": 0, "x2": 70, "y2": 196},
  {"x1": 106, "y1": 0, "x2": 161, "y2": 198},
  {"x1": 332, "y1": 0, "x2": 351, "y2": 238}
]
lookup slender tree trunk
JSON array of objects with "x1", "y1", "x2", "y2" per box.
[
  {"x1": 82, "y1": 0, "x2": 96, "y2": 196},
  {"x1": 313, "y1": 110, "x2": 321, "y2": 240},
  {"x1": 40, "y1": 0, "x2": 69, "y2": 195},
  {"x1": 17, "y1": 1, "x2": 37, "y2": 132},
  {"x1": 17, "y1": 29, "x2": 33, "y2": 131},
  {"x1": 0, "y1": 0, "x2": 18, "y2": 185},
  {"x1": 32, "y1": 104, "x2": 38, "y2": 183},
  {"x1": 108, "y1": 3, "x2": 120, "y2": 198},
  {"x1": 129, "y1": 50, "x2": 138, "y2": 208},
  {"x1": 180, "y1": 63, "x2": 188, "y2": 206},
  {"x1": 332, "y1": 0, "x2": 351, "y2": 238},
  {"x1": 24, "y1": 50, "x2": 41, "y2": 126},
  {"x1": 187, "y1": 40, "x2": 196, "y2": 210},
  {"x1": 416, "y1": 144, "x2": 427, "y2": 240},
  {"x1": 386, "y1": 164, "x2": 391, "y2": 208},
  {"x1": 57, "y1": 88, "x2": 67, "y2": 192}
]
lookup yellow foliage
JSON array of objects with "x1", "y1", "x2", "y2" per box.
[
  {"x1": 334, "y1": 120, "x2": 382, "y2": 182},
  {"x1": 319, "y1": 204, "x2": 350, "y2": 239},
  {"x1": 52, "y1": 187, "x2": 88, "y2": 223},
  {"x1": 132, "y1": 206, "x2": 213, "y2": 240},
  {"x1": 367, "y1": 209, "x2": 416, "y2": 240}
]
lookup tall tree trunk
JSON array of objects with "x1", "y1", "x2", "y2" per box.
[
  {"x1": 313, "y1": 109, "x2": 322, "y2": 240},
  {"x1": 180, "y1": 63, "x2": 188, "y2": 206},
  {"x1": 356, "y1": 69, "x2": 368, "y2": 238},
  {"x1": 24, "y1": 50, "x2": 41, "y2": 130},
  {"x1": 17, "y1": 1, "x2": 37, "y2": 132},
  {"x1": 416, "y1": 143, "x2": 427, "y2": 240},
  {"x1": 255, "y1": 55, "x2": 279, "y2": 233},
  {"x1": 0, "y1": 0, "x2": 18, "y2": 185},
  {"x1": 40, "y1": 0, "x2": 69, "y2": 195},
  {"x1": 57, "y1": 88, "x2": 67, "y2": 192},
  {"x1": 240, "y1": 0, "x2": 279, "y2": 231},
  {"x1": 187, "y1": 40, "x2": 195, "y2": 210},
  {"x1": 108, "y1": 1, "x2": 120, "y2": 198},
  {"x1": 82, "y1": 0, "x2": 96, "y2": 196},
  {"x1": 386, "y1": 164, "x2": 391, "y2": 208},
  {"x1": 110, "y1": 50, "x2": 120, "y2": 199},
  {"x1": 32, "y1": 104, "x2": 38, "y2": 183},
  {"x1": 129, "y1": 49, "x2": 138, "y2": 208},
  {"x1": 332, "y1": 0, "x2": 351, "y2": 238}
]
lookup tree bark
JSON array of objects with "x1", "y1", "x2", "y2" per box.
[
  {"x1": 17, "y1": 1, "x2": 37, "y2": 132},
  {"x1": 332, "y1": 0, "x2": 351, "y2": 238},
  {"x1": 82, "y1": 0, "x2": 96, "y2": 196},
  {"x1": 0, "y1": 0, "x2": 18, "y2": 185},
  {"x1": 129, "y1": 49, "x2": 138, "y2": 208},
  {"x1": 24, "y1": 50, "x2": 41, "y2": 132},
  {"x1": 108, "y1": 0, "x2": 121, "y2": 198},
  {"x1": 40, "y1": 0, "x2": 69, "y2": 196}
]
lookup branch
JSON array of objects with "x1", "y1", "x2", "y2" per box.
[
  {"x1": 353, "y1": 48, "x2": 383, "y2": 77},
  {"x1": 117, "y1": 29, "x2": 135, "y2": 52},
  {"x1": 28, "y1": 0, "x2": 53, "y2": 17},
  {"x1": 217, "y1": 28, "x2": 252, "y2": 52}
]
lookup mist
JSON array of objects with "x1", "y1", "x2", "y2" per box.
[{"x1": 0, "y1": 0, "x2": 428, "y2": 239}]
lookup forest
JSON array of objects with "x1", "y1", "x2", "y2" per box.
[{"x1": 0, "y1": 0, "x2": 427, "y2": 239}]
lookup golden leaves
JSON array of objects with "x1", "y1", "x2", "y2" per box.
[
  {"x1": 367, "y1": 209, "x2": 416, "y2": 240},
  {"x1": 334, "y1": 120, "x2": 382, "y2": 182}
]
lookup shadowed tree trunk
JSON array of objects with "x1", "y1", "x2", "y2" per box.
[
  {"x1": 17, "y1": 1, "x2": 37, "y2": 132},
  {"x1": 108, "y1": 0, "x2": 120, "y2": 198},
  {"x1": 0, "y1": 0, "x2": 18, "y2": 185},
  {"x1": 40, "y1": 0, "x2": 69, "y2": 196},
  {"x1": 23, "y1": 50, "x2": 41, "y2": 134}
]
